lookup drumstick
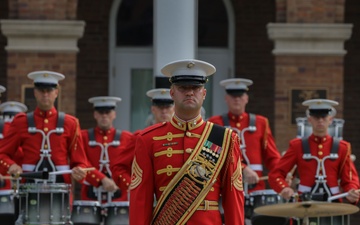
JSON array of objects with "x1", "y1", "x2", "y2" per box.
[
  {"x1": 327, "y1": 189, "x2": 360, "y2": 202},
  {"x1": 258, "y1": 176, "x2": 268, "y2": 181},
  {"x1": 1, "y1": 175, "x2": 17, "y2": 180},
  {"x1": 49, "y1": 167, "x2": 96, "y2": 175}
]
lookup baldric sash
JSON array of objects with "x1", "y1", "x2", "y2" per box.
[{"x1": 151, "y1": 122, "x2": 233, "y2": 225}]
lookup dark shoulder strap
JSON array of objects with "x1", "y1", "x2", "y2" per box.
[
  {"x1": 114, "y1": 129, "x2": 122, "y2": 141},
  {"x1": 87, "y1": 128, "x2": 95, "y2": 142},
  {"x1": 0, "y1": 120, "x2": 4, "y2": 138},
  {"x1": 301, "y1": 137, "x2": 311, "y2": 160},
  {"x1": 57, "y1": 112, "x2": 65, "y2": 129},
  {"x1": 330, "y1": 137, "x2": 340, "y2": 160},
  {"x1": 27, "y1": 112, "x2": 35, "y2": 128},
  {"x1": 221, "y1": 113, "x2": 230, "y2": 127},
  {"x1": 248, "y1": 113, "x2": 256, "y2": 133}
]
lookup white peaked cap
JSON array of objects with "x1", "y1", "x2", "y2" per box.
[
  {"x1": 88, "y1": 96, "x2": 122, "y2": 108},
  {"x1": 0, "y1": 101, "x2": 28, "y2": 113}
]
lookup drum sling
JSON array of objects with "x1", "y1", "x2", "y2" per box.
[{"x1": 151, "y1": 122, "x2": 233, "y2": 225}]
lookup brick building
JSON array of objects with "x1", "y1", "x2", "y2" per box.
[{"x1": 0, "y1": 0, "x2": 360, "y2": 223}]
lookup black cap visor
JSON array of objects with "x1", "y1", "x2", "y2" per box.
[
  {"x1": 152, "y1": 99, "x2": 174, "y2": 106},
  {"x1": 170, "y1": 75, "x2": 208, "y2": 86},
  {"x1": 94, "y1": 106, "x2": 115, "y2": 114},
  {"x1": 34, "y1": 82, "x2": 57, "y2": 91},
  {"x1": 309, "y1": 109, "x2": 332, "y2": 118},
  {"x1": 226, "y1": 89, "x2": 247, "y2": 97}
]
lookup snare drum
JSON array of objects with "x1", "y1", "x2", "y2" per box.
[
  {"x1": 18, "y1": 183, "x2": 71, "y2": 225},
  {"x1": 0, "y1": 190, "x2": 16, "y2": 223},
  {"x1": 103, "y1": 201, "x2": 129, "y2": 225},
  {"x1": 71, "y1": 200, "x2": 102, "y2": 225},
  {"x1": 248, "y1": 189, "x2": 288, "y2": 225}
]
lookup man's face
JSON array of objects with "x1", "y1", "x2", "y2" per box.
[
  {"x1": 225, "y1": 93, "x2": 248, "y2": 115},
  {"x1": 151, "y1": 104, "x2": 174, "y2": 123},
  {"x1": 308, "y1": 114, "x2": 333, "y2": 135},
  {"x1": 170, "y1": 84, "x2": 206, "y2": 116},
  {"x1": 34, "y1": 87, "x2": 58, "y2": 111},
  {"x1": 94, "y1": 109, "x2": 116, "y2": 130}
]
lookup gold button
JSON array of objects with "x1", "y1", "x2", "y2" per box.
[
  {"x1": 186, "y1": 131, "x2": 192, "y2": 137},
  {"x1": 279, "y1": 182, "x2": 283, "y2": 185},
  {"x1": 104, "y1": 143, "x2": 108, "y2": 146},
  {"x1": 103, "y1": 136, "x2": 108, "y2": 140},
  {"x1": 44, "y1": 127, "x2": 49, "y2": 132},
  {"x1": 315, "y1": 137, "x2": 318, "y2": 141},
  {"x1": 236, "y1": 122, "x2": 241, "y2": 128},
  {"x1": 240, "y1": 116, "x2": 243, "y2": 119},
  {"x1": 44, "y1": 119, "x2": 49, "y2": 123},
  {"x1": 276, "y1": 178, "x2": 280, "y2": 181},
  {"x1": 123, "y1": 178, "x2": 126, "y2": 182},
  {"x1": 318, "y1": 144, "x2": 323, "y2": 149},
  {"x1": 92, "y1": 174, "x2": 95, "y2": 178},
  {"x1": 185, "y1": 148, "x2": 193, "y2": 153},
  {"x1": 318, "y1": 151, "x2": 323, "y2": 156},
  {"x1": 44, "y1": 144, "x2": 48, "y2": 149},
  {"x1": 96, "y1": 179, "x2": 99, "y2": 182},
  {"x1": 49, "y1": 111, "x2": 52, "y2": 115}
]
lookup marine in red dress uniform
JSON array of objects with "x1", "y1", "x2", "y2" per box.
[
  {"x1": 269, "y1": 99, "x2": 360, "y2": 201},
  {"x1": 80, "y1": 96, "x2": 136, "y2": 202},
  {"x1": 269, "y1": 99, "x2": 359, "y2": 224},
  {"x1": 0, "y1": 101, "x2": 27, "y2": 189},
  {"x1": 0, "y1": 71, "x2": 100, "y2": 187},
  {"x1": 129, "y1": 59, "x2": 244, "y2": 225},
  {"x1": 207, "y1": 78, "x2": 281, "y2": 192}
]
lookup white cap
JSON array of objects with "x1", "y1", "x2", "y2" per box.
[
  {"x1": 88, "y1": 96, "x2": 122, "y2": 110},
  {"x1": 27, "y1": 71, "x2": 65, "y2": 88},
  {"x1": 0, "y1": 101, "x2": 27, "y2": 114},
  {"x1": 220, "y1": 78, "x2": 253, "y2": 93},
  {"x1": 161, "y1": 59, "x2": 216, "y2": 86},
  {"x1": 0, "y1": 85, "x2": 6, "y2": 94},
  {"x1": 146, "y1": 88, "x2": 173, "y2": 106},
  {"x1": 302, "y1": 99, "x2": 338, "y2": 117}
]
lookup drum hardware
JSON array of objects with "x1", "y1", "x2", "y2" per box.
[
  {"x1": 327, "y1": 189, "x2": 360, "y2": 202},
  {"x1": 254, "y1": 201, "x2": 359, "y2": 225},
  {"x1": 246, "y1": 189, "x2": 288, "y2": 225}
]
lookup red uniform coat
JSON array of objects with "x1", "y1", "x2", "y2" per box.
[
  {"x1": 129, "y1": 116, "x2": 244, "y2": 225},
  {"x1": 81, "y1": 127, "x2": 136, "y2": 202},
  {"x1": 269, "y1": 134, "x2": 359, "y2": 198},
  {"x1": 0, "y1": 107, "x2": 100, "y2": 186},
  {"x1": 0, "y1": 121, "x2": 23, "y2": 189},
  {"x1": 207, "y1": 112, "x2": 281, "y2": 191}
]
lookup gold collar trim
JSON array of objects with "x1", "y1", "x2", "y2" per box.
[{"x1": 171, "y1": 114, "x2": 204, "y2": 131}]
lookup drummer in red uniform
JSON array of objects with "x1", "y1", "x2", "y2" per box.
[
  {"x1": 207, "y1": 78, "x2": 281, "y2": 193},
  {"x1": 0, "y1": 71, "x2": 102, "y2": 186},
  {"x1": 80, "y1": 96, "x2": 136, "y2": 202},
  {"x1": 129, "y1": 59, "x2": 244, "y2": 225},
  {"x1": 269, "y1": 99, "x2": 360, "y2": 225},
  {"x1": 0, "y1": 101, "x2": 28, "y2": 189}
]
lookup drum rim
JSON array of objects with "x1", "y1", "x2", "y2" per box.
[
  {"x1": 73, "y1": 200, "x2": 101, "y2": 207},
  {"x1": 102, "y1": 201, "x2": 129, "y2": 207},
  {"x1": 249, "y1": 189, "x2": 278, "y2": 196}
]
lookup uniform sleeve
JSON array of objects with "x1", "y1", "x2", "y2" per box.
[
  {"x1": 261, "y1": 118, "x2": 281, "y2": 170},
  {"x1": 0, "y1": 115, "x2": 24, "y2": 172},
  {"x1": 221, "y1": 132, "x2": 245, "y2": 225},
  {"x1": 129, "y1": 135, "x2": 155, "y2": 225},
  {"x1": 339, "y1": 142, "x2": 360, "y2": 192},
  {"x1": 268, "y1": 141, "x2": 298, "y2": 193},
  {"x1": 67, "y1": 118, "x2": 101, "y2": 185},
  {"x1": 111, "y1": 131, "x2": 136, "y2": 192}
]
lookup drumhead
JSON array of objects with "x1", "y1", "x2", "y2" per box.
[{"x1": 102, "y1": 201, "x2": 129, "y2": 207}]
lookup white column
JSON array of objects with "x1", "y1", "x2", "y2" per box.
[{"x1": 154, "y1": 0, "x2": 197, "y2": 77}]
